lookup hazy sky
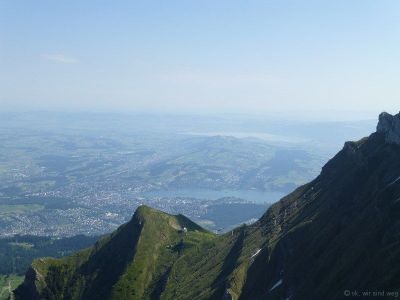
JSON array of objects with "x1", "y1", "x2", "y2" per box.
[{"x1": 1, "y1": 1, "x2": 399, "y2": 118}]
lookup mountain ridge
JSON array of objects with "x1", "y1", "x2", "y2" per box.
[{"x1": 14, "y1": 112, "x2": 400, "y2": 299}]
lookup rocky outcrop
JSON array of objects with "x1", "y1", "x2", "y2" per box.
[{"x1": 377, "y1": 112, "x2": 400, "y2": 145}]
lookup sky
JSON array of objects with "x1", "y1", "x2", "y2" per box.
[{"x1": 0, "y1": 0, "x2": 399, "y2": 119}]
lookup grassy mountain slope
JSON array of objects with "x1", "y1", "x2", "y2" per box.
[
  {"x1": 15, "y1": 206, "x2": 217, "y2": 300},
  {"x1": 14, "y1": 113, "x2": 400, "y2": 299},
  {"x1": 239, "y1": 132, "x2": 400, "y2": 299}
]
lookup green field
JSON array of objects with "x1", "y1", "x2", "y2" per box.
[
  {"x1": 0, "y1": 204, "x2": 43, "y2": 216},
  {"x1": 0, "y1": 275, "x2": 23, "y2": 300},
  {"x1": 8, "y1": 242, "x2": 34, "y2": 250}
]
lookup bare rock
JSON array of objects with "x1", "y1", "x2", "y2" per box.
[{"x1": 377, "y1": 112, "x2": 400, "y2": 145}]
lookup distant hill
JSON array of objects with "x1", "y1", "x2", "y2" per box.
[
  {"x1": 14, "y1": 112, "x2": 400, "y2": 299},
  {"x1": 0, "y1": 235, "x2": 100, "y2": 275}
]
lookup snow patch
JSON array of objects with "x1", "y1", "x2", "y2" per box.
[
  {"x1": 269, "y1": 279, "x2": 283, "y2": 292},
  {"x1": 388, "y1": 176, "x2": 400, "y2": 187},
  {"x1": 250, "y1": 249, "x2": 261, "y2": 259}
]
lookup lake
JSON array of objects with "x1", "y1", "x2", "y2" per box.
[{"x1": 143, "y1": 188, "x2": 287, "y2": 204}]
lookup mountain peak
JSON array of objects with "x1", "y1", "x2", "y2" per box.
[
  {"x1": 132, "y1": 204, "x2": 208, "y2": 232},
  {"x1": 377, "y1": 111, "x2": 400, "y2": 145}
]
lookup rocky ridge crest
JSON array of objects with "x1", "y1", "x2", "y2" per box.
[{"x1": 377, "y1": 111, "x2": 400, "y2": 145}]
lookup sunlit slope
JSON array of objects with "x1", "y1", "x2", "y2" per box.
[{"x1": 15, "y1": 206, "x2": 221, "y2": 300}]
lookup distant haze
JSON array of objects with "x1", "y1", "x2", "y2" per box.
[{"x1": 1, "y1": 1, "x2": 399, "y2": 120}]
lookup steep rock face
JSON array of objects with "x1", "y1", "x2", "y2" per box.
[{"x1": 377, "y1": 111, "x2": 400, "y2": 145}]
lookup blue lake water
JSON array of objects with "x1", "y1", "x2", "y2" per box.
[{"x1": 143, "y1": 189, "x2": 287, "y2": 204}]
